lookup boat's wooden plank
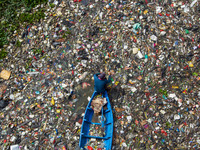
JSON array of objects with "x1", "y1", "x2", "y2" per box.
[
  {"x1": 105, "y1": 122, "x2": 112, "y2": 125},
  {"x1": 83, "y1": 119, "x2": 101, "y2": 125},
  {"x1": 103, "y1": 109, "x2": 111, "y2": 113},
  {"x1": 81, "y1": 134, "x2": 110, "y2": 140}
]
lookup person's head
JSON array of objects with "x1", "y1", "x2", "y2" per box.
[{"x1": 98, "y1": 72, "x2": 106, "y2": 80}]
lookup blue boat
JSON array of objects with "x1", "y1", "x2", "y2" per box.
[{"x1": 79, "y1": 91, "x2": 113, "y2": 150}]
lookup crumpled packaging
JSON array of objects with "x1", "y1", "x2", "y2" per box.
[
  {"x1": 91, "y1": 97, "x2": 107, "y2": 114},
  {"x1": 0, "y1": 70, "x2": 11, "y2": 80}
]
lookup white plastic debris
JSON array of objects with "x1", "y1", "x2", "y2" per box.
[
  {"x1": 160, "y1": 110, "x2": 166, "y2": 115},
  {"x1": 137, "y1": 51, "x2": 143, "y2": 59},
  {"x1": 150, "y1": 35, "x2": 157, "y2": 41},
  {"x1": 9, "y1": 94, "x2": 14, "y2": 100},
  {"x1": 131, "y1": 87, "x2": 137, "y2": 93},
  {"x1": 127, "y1": 116, "x2": 132, "y2": 123},
  {"x1": 174, "y1": 114, "x2": 180, "y2": 120},
  {"x1": 132, "y1": 48, "x2": 139, "y2": 54},
  {"x1": 87, "y1": 96, "x2": 91, "y2": 101},
  {"x1": 190, "y1": 0, "x2": 197, "y2": 7},
  {"x1": 156, "y1": 6, "x2": 163, "y2": 13},
  {"x1": 10, "y1": 145, "x2": 19, "y2": 150}
]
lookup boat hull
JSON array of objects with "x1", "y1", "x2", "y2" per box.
[{"x1": 79, "y1": 91, "x2": 113, "y2": 150}]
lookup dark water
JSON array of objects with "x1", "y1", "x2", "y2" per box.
[{"x1": 74, "y1": 80, "x2": 95, "y2": 115}]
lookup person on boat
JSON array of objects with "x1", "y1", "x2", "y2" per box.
[{"x1": 94, "y1": 72, "x2": 111, "y2": 94}]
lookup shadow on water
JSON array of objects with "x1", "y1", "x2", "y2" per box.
[{"x1": 73, "y1": 80, "x2": 95, "y2": 115}]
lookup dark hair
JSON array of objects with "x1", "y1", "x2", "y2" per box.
[{"x1": 98, "y1": 72, "x2": 106, "y2": 79}]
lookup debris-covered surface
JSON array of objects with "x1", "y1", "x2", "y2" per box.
[{"x1": 0, "y1": 0, "x2": 200, "y2": 149}]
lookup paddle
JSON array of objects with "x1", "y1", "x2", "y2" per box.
[
  {"x1": 101, "y1": 106, "x2": 104, "y2": 128},
  {"x1": 101, "y1": 94, "x2": 105, "y2": 128}
]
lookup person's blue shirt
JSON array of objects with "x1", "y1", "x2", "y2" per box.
[{"x1": 94, "y1": 73, "x2": 111, "y2": 94}]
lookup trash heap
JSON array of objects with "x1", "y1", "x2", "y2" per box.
[
  {"x1": 0, "y1": 0, "x2": 200, "y2": 149},
  {"x1": 85, "y1": 139, "x2": 105, "y2": 150},
  {"x1": 91, "y1": 95, "x2": 107, "y2": 114},
  {"x1": 87, "y1": 123, "x2": 106, "y2": 150}
]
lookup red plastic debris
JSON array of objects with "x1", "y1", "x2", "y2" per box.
[
  {"x1": 33, "y1": 56, "x2": 37, "y2": 61},
  {"x1": 161, "y1": 129, "x2": 167, "y2": 136},
  {"x1": 87, "y1": 146, "x2": 93, "y2": 150},
  {"x1": 184, "y1": 65, "x2": 189, "y2": 69},
  {"x1": 78, "y1": 118, "x2": 82, "y2": 124}
]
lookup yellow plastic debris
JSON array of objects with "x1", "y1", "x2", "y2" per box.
[
  {"x1": 115, "y1": 81, "x2": 119, "y2": 85},
  {"x1": 51, "y1": 97, "x2": 55, "y2": 105},
  {"x1": 56, "y1": 109, "x2": 60, "y2": 113},
  {"x1": 172, "y1": 86, "x2": 179, "y2": 89},
  {"x1": 188, "y1": 61, "x2": 194, "y2": 67},
  {"x1": 144, "y1": 10, "x2": 148, "y2": 14}
]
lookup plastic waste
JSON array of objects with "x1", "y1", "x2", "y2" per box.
[{"x1": 0, "y1": 0, "x2": 199, "y2": 149}]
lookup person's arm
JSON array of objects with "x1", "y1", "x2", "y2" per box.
[
  {"x1": 94, "y1": 73, "x2": 100, "y2": 80},
  {"x1": 106, "y1": 75, "x2": 111, "y2": 83},
  {"x1": 94, "y1": 73, "x2": 100, "y2": 77}
]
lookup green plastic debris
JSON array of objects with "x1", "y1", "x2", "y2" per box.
[
  {"x1": 185, "y1": 29, "x2": 189, "y2": 34},
  {"x1": 133, "y1": 23, "x2": 141, "y2": 34},
  {"x1": 192, "y1": 72, "x2": 198, "y2": 76},
  {"x1": 133, "y1": 23, "x2": 141, "y2": 30}
]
